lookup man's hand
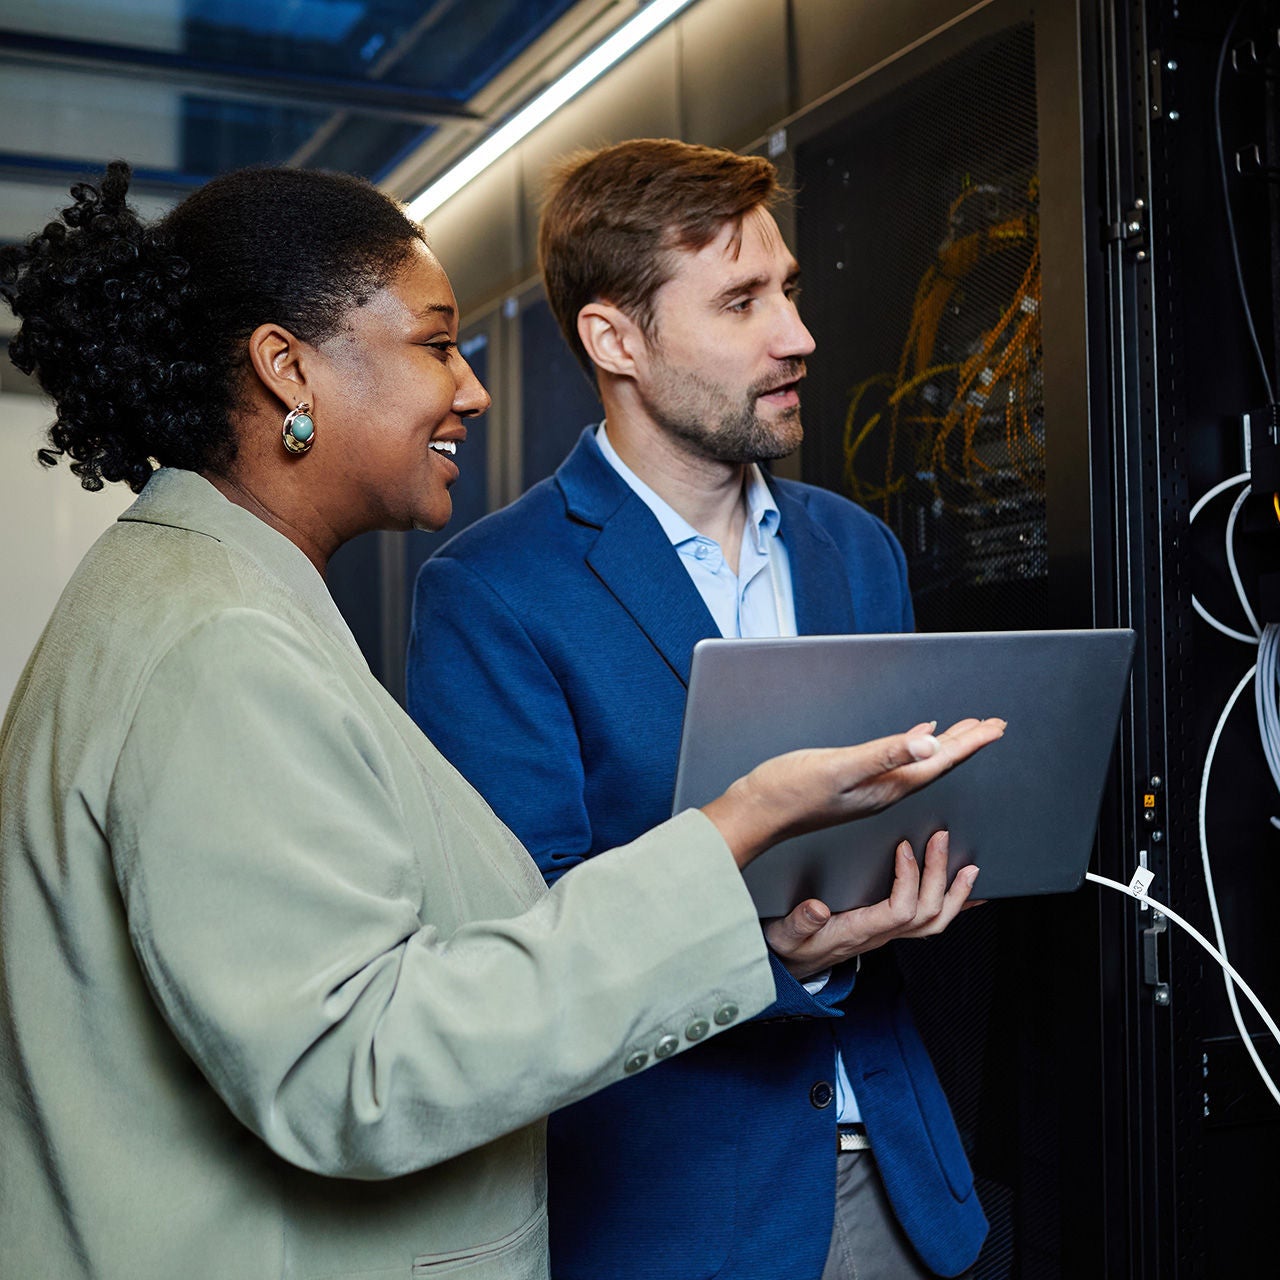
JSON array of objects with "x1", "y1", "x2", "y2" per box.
[{"x1": 763, "y1": 830, "x2": 983, "y2": 981}]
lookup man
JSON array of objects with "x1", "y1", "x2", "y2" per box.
[{"x1": 407, "y1": 139, "x2": 988, "y2": 1279}]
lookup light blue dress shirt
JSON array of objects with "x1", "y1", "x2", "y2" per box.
[{"x1": 596, "y1": 423, "x2": 861, "y2": 1124}]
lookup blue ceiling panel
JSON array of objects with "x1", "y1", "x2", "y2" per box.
[{"x1": 0, "y1": 0, "x2": 583, "y2": 200}]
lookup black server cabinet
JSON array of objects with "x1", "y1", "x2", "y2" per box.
[
  {"x1": 766, "y1": 0, "x2": 1278, "y2": 1275},
  {"x1": 1137, "y1": 2, "x2": 1280, "y2": 1276}
]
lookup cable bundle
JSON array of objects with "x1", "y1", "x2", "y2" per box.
[{"x1": 1255, "y1": 623, "x2": 1280, "y2": 809}]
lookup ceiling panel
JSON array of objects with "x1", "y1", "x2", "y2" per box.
[{"x1": 0, "y1": 0, "x2": 584, "y2": 202}]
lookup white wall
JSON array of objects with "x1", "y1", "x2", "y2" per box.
[{"x1": 0, "y1": 392, "x2": 133, "y2": 708}]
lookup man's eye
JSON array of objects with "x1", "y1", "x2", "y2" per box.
[
  {"x1": 425, "y1": 341, "x2": 456, "y2": 357},
  {"x1": 728, "y1": 298, "x2": 754, "y2": 314}
]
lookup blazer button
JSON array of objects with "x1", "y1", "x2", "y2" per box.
[
  {"x1": 654, "y1": 1034, "x2": 680, "y2": 1060},
  {"x1": 713, "y1": 1003, "x2": 739, "y2": 1026},
  {"x1": 685, "y1": 1018, "x2": 710, "y2": 1042},
  {"x1": 624, "y1": 1050, "x2": 649, "y2": 1074},
  {"x1": 809, "y1": 1080, "x2": 834, "y2": 1109}
]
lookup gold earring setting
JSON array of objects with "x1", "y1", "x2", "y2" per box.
[{"x1": 282, "y1": 402, "x2": 315, "y2": 455}]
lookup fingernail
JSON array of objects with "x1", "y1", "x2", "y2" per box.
[
  {"x1": 804, "y1": 905, "x2": 825, "y2": 925},
  {"x1": 907, "y1": 734, "x2": 938, "y2": 759}
]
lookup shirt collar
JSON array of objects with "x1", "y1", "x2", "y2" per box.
[
  {"x1": 743, "y1": 459, "x2": 782, "y2": 553},
  {"x1": 595, "y1": 422, "x2": 781, "y2": 552}
]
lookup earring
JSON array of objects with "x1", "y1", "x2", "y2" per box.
[{"x1": 282, "y1": 402, "x2": 315, "y2": 455}]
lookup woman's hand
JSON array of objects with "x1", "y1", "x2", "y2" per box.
[
  {"x1": 762, "y1": 830, "x2": 983, "y2": 980},
  {"x1": 700, "y1": 717, "x2": 1005, "y2": 870}
]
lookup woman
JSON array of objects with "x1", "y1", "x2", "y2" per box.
[{"x1": 0, "y1": 163, "x2": 1001, "y2": 1280}]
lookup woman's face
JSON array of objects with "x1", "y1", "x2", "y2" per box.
[{"x1": 308, "y1": 240, "x2": 489, "y2": 535}]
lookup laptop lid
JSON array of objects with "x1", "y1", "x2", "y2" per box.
[{"x1": 671, "y1": 629, "x2": 1135, "y2": 917}]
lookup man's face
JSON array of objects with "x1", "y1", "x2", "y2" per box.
[{"x1": 634, "y1": 206, "x2": 816, "y2": 464}]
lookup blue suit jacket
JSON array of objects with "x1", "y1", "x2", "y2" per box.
[{"x1": 408, "y1": 428, "x2": 988, "y2": 1279}]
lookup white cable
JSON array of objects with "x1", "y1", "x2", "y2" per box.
[
  {"x1": 1197, "y1": 663, "x2": 1280, "y2": 1104},
  {"x1": 1086, "y1": 869, "x2": 1280, "y2": 1108},
  {"x1": 1134, "y1": 457, "x2": 1277, "y2": 1100},
  {"x1": 1255, "y1": 626, "x2": 1280, "y2": 798},
  {"x1": 1225, "y1": 485, "x2": 1262, "y2": 637},
  {"x1": 1189, "y1": 476, "x2": 1260, "y2": 643},
  {"x1": 1192, "y1": 595, "x2": 1260, "y2": 645},
  {"x1": 1188, "y1": 470, "x2": 1249, "y2": 523}
]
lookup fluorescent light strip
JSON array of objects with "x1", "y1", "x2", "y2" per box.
[{"x1": 406, "y1": 0, "x2": 699, "y2": 220}]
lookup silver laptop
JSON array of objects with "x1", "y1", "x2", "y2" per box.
[{"x1": 671, "y1": 629, "x2": 1135, "y2": 917}]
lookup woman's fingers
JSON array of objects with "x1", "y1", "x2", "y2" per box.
[
  {"x1": 835, "y1": 716, "x2": 1006, "y2": 807},
  {"x1": 703, "y1": 716, "x2": 1006, "y2": 870},
  {"x1": 898, "y1": 717, "x2": 1005, "y2": 786}
]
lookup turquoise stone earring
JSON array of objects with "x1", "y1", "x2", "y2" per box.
[{"x1": 282, "y1": 402, "x2": 315, "y2": 455}]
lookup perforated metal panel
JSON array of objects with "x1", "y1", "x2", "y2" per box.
[{"x1": 798, "y1": 22, "x2": 1046, "y2": 633}]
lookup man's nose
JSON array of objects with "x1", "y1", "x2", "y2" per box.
[{"x1": 774, "y1": 301, "x2": 816, "y2": 360}]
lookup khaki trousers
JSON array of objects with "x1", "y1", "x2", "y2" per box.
[{"x1": 820, "y1": 1150, "x2": 967, "y2": 1280}]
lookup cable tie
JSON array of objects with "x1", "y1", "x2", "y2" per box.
[{"x1": 1127, "y1": 866, "x2": 1155, "y2": 899}]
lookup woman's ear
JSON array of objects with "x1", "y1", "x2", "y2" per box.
[
  {"x1": 246, "y1": 322, "x2": 311, "y2": 412},
  {"x1": 577, "y1": 302, "x2": 646, "y2": 380}
]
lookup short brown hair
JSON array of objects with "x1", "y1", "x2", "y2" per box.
[{"x1": 537, "y1": 138, "x2": 780, "y2": 376}]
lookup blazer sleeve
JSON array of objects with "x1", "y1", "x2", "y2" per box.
[
  {"x1": 408, "y1": 554, "x2": 593, "y2": 882},
  {"x1": 106, "y1": 607, "x2": 774, "y2": 1180}
]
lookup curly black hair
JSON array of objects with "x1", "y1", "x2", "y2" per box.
[{"x1": 0, "y1": 162, "x2": 427, "y2": 492}]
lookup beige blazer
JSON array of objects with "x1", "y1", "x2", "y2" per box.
[{"x1": 0, "y1": 469, "x2": 774, "y2": 1280}]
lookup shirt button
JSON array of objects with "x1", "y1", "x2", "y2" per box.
[
  {"x1": 685, "y1": 1018, "x2": 710, "y2": 1042},
  {"x1": 654, "y1": 1034, "x2": 680, "y2": 1060},
  {"x1": 713, "y1": 1003, "x2": 739, "y2": 1026},
  {"x1": 694, "y1": 543, "x2": 709, "y2": 560},
  {"x1": 810, "y1": 1080, "x2": 834, "y2": 1109},
  {"x1": 624, "y1": 1050, "x2": 649, "y2": 1074}
]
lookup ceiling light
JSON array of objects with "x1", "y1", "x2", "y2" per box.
[{"x1": 406, "y1": 0, "x2": 699, "y2": 220}]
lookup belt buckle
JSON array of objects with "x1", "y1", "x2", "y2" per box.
[{"x1": 837, "y1": 1124, "x2": 871, "y2": 1152}]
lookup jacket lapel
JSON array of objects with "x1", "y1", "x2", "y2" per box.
[
  {"x1": 772, "y1": 482, "x2": 859, "y2": 636},
  {"x1": 557, "y1": 429, "x2": 717, "y2": 686}
]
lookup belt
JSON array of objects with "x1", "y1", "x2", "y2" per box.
[{"x1": 837, "y1": 1123, "x2": 871, "y2": 1153}]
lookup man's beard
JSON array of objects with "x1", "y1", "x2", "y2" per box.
[{"x1": 643, "y1": 360, "x2": 806, "y2": 465}]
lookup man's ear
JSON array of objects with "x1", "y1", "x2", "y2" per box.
[
  {"x1": 246, "y1": 322, "x2": 312, "y2": 412},
  {"x1": 577, "y1": 302, "x2": 647, "y2": 379}
]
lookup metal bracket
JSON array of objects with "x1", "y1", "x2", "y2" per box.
[
  {"x1": 1149, "y1": 50, "x2": 1180, "y2": 122},
  {"x1": 1142, "y1": 910, "x2": 1170, "y2": 1006},
  {"x1": 1104, "y1": 199, "x2": 1148, "y2": 260}
]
